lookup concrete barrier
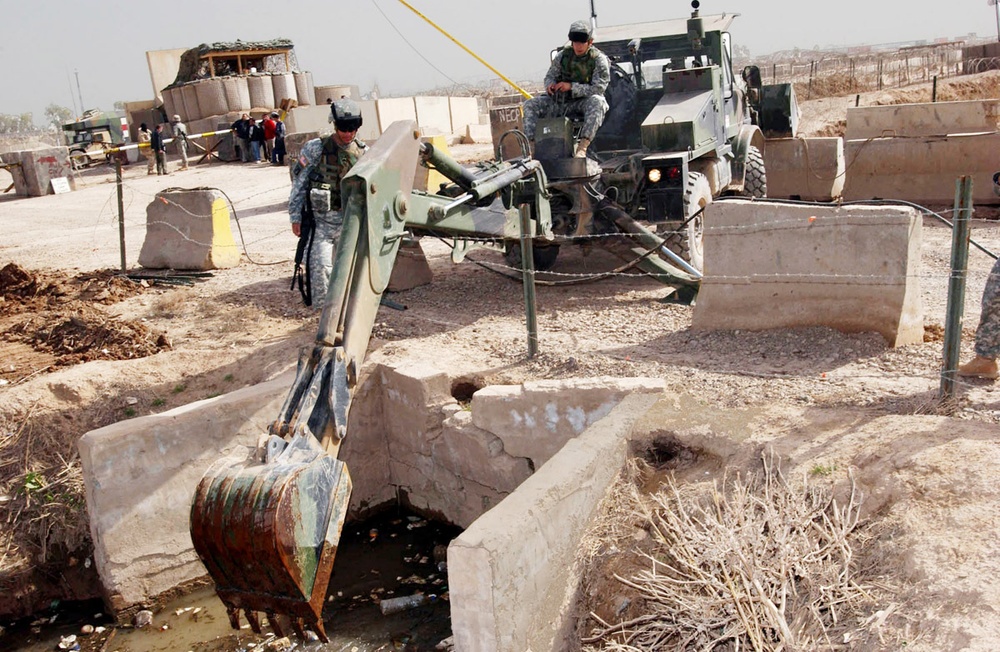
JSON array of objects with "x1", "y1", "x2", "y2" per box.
[
  {"x1": 449, "y1": 393, "x2": 662, "y2": 652},
  {"x1": 450, "y1": 97, "x2": 481, "y2": 135},
  {"x1": 137, "y1": 189, "x2": 241, "y2": 270},
  {"x1": 845, "y1": 99, "x2": 1000, "y2": 140},
  {"x1": 842, "y1": 132, "x2": 1000, "y2": 205},
  {"x1": 3, "y1": 148, "x2": 74, "y2": 197},
  {"x1": 763, "y1": 137, "x2": 844, "y2": 201},
  {"x1": 691, "y1": 200, "x2": 923, "y2": 347},
  {"x1": 415, "y1": 96, "x2": 452, "y2": 135},
  {"x1": 376, "y1": 97, "x2": 417, "y2": 132}
]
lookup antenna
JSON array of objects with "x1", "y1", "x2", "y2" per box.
[
  {"x1": 66, "y1": 70, "x2": 79, "y2": 117},
  {"x1": 590, "y1": 0, "x2": 597, "y2": 33},
  {"x1": 74, "y1": 69, "x2": 85, "y2": 116}
]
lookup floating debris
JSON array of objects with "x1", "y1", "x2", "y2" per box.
[{"x1": 133, "y1": 610, "x2": 153, "y2": 629}]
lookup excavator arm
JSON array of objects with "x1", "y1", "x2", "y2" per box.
[{"x1": 188, "y1": 121, "x2": 555, "y2": 641}]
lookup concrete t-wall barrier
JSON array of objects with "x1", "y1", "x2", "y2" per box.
[
  {"x1": 845, "y1": 99, "x2": 1000, "y2": 140},
  {"x1": 692, "y1": 200, "x2": 923, "y2": 347},
  {"x1": 414, "y1": 96, "x2": 452, "y2": 135},
  {"x1": 842, "y1": 132, "x2": 1000, "y2": 206},
  {"x1": 137, "y1": 189, "x2": 241, "y2": 270},
  {"x1": 449, "y1": 97, "x2": 481, "y2": 135},
  {"x1": 763, "y1": 137, "x2": 845, "y2": 201},
  {"x1": 376, "y1": 97, "x2": 418, "y2": 133},
  {"x1": 448, "y1": 393, "x2": 663, "y2": 652},
  {"x1": 78, "y1": 373, "x2": 291, "y2": 612}
]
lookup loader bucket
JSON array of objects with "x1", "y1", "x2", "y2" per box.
[{"x1": 190, "y1": 433, "x2": 352, "y2": 642}]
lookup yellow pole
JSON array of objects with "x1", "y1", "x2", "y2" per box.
[{"x1": 395, "y1": 0, "x2": 532, "y2": 99}]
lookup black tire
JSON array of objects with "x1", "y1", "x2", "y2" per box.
[
  {"x1": 743, "y1": 145, "x2": 767, "y2": 198},
  {"x1": 662, "y1": 171, "x2": 711, "y2": 272},
  {"x1": 504, "y1": 242, "x2": 561, "y2": 272}
]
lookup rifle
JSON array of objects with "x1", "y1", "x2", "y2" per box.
[{"x1": 291, "y1": 196, "x2": 317, "y2": 306}]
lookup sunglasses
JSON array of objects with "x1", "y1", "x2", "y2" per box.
[
  {"x1": 568, "y1": 32, "x2": 590, "y2": 43},
  {"x1": 335, "y1": 120, "x2": 362, "y2": 133}
]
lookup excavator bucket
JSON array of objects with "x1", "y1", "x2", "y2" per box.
[
  {"x1": 189, "y1": 121, "x2": 423, "y2": 642},
  {"x1": 190, "y1": 433, "x2": 351, "y2": 642}
]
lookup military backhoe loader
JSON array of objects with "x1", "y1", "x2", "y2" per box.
[
  {"x1": 188, "y1": 120, "x2": 699, "y2": 641},
  {"x1": 187, "y1": 1, "x2": 796, "y2": 640}
]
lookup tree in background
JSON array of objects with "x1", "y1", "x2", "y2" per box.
[
  {"x1": 0, "y1": 113, "x2": 35, "y2": 134},
  {"x1": 45, "y1": 104, "x2": 74, "y2": 130},
  {"x1": 113, "y1": 101, "x2": 126, "y2": 112}
]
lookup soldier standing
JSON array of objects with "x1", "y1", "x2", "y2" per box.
[
  {"x1": 171, "y1": 114, "x2": 190, "y2": 170},
  {"x1": 958, "y1": 256, "x2": 1000, "y2": 379},
  {"x1": 522, "y1": 19, "x2": 610, "y2": 158},
  {"x1": 138, "y1": 123, "x2": 154, "y2": 175},
  {"x1": 287, "y1": 98, "x2": 367, "y2": 307},
  {"x1": 150, "y1": 124, "x2": 168, "y2": 175}
]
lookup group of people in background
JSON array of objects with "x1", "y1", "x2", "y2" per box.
[{"x1": 230, "y1": 112, "x2": 286, "y2": 165}]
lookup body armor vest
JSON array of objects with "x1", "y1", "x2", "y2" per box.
[
  {"x1": 558, "y1": 46, "x2": 599, "y2": 84},
  {"x1": 309, "y1": 136, "x2": 364, "y2": 212}
]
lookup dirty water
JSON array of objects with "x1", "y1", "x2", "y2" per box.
[{"x1": 1, "y1": 510, "x2": 461, "y2": 652}]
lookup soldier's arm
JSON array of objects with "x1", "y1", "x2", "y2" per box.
[
  {"x1": 573, "y1": 51, "x2": 611, "y2": 98},
  {"x1": 543, "y1": 50, "x2": 564, "y2": 91},
  {"x1": 288, "y1": 139, "x2": 322, "y2": 227}
]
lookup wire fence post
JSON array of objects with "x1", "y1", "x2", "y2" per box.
[
  {"x1": 116, "y1": 157, "x2": 126, "y2": 273},
  {"x1": 518, "y1": 203, "x2": 538, "y2": 358},
  {"x1": 940, "y1": 176, "x2": 974, "y2": 400}
]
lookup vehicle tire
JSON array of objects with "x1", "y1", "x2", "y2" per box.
[
  {"x1": 69, "y1": 149, "x2": 89, "y2": 171},
  {"x1": 504, "y1": 242, "x2": 561, "y2": 272},
  {"x1": 662, "y1": 171, "x2": 711, "y2": 272},
  {"x1": 743, "y1": 145, "x2": 767, "y2": 198}
]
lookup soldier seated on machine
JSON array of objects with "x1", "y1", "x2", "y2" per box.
[{"x1": 522, "y1": 19, "x2": 611, "y2": 159}]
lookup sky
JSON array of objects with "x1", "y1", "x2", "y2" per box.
[{"x1": 2, "y1": 0, "x2": 996, "y2": 126}]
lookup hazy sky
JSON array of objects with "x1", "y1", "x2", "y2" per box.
[{"x1": 2, "y1": 0, "x2": 995, "y2": 125}]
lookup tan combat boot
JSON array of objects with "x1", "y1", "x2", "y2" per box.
[
  {"x1": 574, "y1": 137, "x2": 591, "y2": 158},
  {"x1": 957, "y1": 355, "x2": 999, "y2": 379}
]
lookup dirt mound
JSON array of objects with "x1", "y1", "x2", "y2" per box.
[{"x1": 0, "y1": 265, "x2": 167, "y2": 384}]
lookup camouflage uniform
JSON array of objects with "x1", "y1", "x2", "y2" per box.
[
  {"x1": 974, "y1": 257, "x2": 1000, "y2": 358},
  {"x1": 288, "y1": 135, "x2": 367, "y2": 307},
  {"x1": 523, "y1": 44, "x2": 610, "y2": 141},
  {"x1": 171, "y1": 117, "x2": 189, "y2": 169}
]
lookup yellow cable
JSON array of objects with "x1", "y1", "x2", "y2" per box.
[{"x1": 395, "y1": 0, "x2": 532, "y2": 99}]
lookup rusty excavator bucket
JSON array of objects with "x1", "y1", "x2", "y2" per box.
[{"x1": 189, "y1": 121, "x2": 422, "y2": 641}]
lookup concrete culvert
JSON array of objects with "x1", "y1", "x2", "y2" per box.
[{"x1": 450, "y1": 376, "x2": 483, "y2": 403}]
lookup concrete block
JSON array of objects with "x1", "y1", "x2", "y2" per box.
[
  {"x1": 138, "y1": 189, "x2": 241, "y2": 270},
  {"x1": 415, "y1": 96, "x2": 452, "y2": 135},
  {"x1": 449, "y1": 97, "x2": 480, "y2": 134},
  {"x1": 283, "y1": 132, "x2": 321, "y2": 164},
  {"x1": 1, "y1": 151, "x2": 29, "y2": 196},
  {"x1": 471, "y1": 377, "x2": 666, "y2": 467},
  {"x1": 462, "y1": 123, "x2": 493, "y2": 145},
  {"x1": 846, "y1": 99, "x2": 1000, "y2": 140},
  {"x1": 78, "y1": 372, "x2": 291, "y2": 613},
  {"x1": 691, "y1": 200, "x2": 924, "y2": 346},
  {"x1": 843, "y1": 132, "x2": 1000, "y2": 206},
  {"x1": 764, "y1": 137, "x2": 845, "y2": 201},
  {"x1": 376, "y1": 97, "x2": 417, "y2": 133},
  {"x1": 449, "y1": 393, "x2": 662, "y2": 652},
  {"x1": 11, "y1": 148, "x2": 75, "y2": 197},
  {"x1": 387, "y1": 238, "x2": 433, "y2": 291}
]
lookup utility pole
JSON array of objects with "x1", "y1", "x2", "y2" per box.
[
  {"x1": 992, "y1": 0, "x2": 1000, "y2": 42},
  {"x1": 74, "y1": 69, "x2": 85, "y2": 116}
]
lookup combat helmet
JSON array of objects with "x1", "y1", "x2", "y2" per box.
[{"x1": 330, "y1": 98, "x2": 363, "y2": 132}]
